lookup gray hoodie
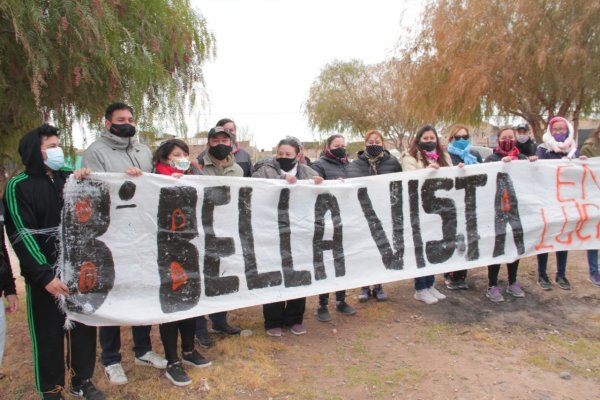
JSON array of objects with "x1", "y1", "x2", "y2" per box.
[{"x1": 83, "y1": 130, "x2": 153, "y2": 173}]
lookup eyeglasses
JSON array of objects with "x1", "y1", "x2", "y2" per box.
[{"x1": 454, "y1": 135, "x2": 469, "y2": 140}]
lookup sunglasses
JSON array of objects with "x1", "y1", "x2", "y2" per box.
[{"x1": 454, "y1": 134, "x2": 469, "y2": 140}]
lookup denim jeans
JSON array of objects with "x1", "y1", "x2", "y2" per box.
[
  {"x1": 537, "y1": 251, "x2": 568, "y2": 278},
  {"x1": 414, "y1": 275, "x2": 435, "y2": 291},
  {"x1": 588, "y1": 250, "x2": 599, "y2": 275}
]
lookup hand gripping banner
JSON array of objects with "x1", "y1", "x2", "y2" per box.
[{"x1": 60, "y1": 159, "x2": 600, "y2": 326}]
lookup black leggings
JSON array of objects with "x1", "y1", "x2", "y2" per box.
[
  {"x1": 159, "y1": 318, "x2": 196, "y2": 365},
  {"x1": 488, "y1": 260, "x2": 520, "y2": 287}
]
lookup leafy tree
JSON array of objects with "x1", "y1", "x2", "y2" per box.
[
  {"x1": 0, "y1": 0, "x2": 215, "y2": 188},
  {"x1": 401, "y1": 0, "x2": 600, "y2": 141},
  {"x1": 304, "y1": 59, "x2": 418, "y2": 150}
]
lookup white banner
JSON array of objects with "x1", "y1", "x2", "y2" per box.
[{"x1": 60, "y1": 159, "x2": 600, "y2": 326}]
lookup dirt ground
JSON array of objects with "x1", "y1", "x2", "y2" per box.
[{"x1": 1, "y1": 251, "x2": 600, "y2": 400}]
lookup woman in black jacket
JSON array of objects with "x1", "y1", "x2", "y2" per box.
[
  {"x1": 483, "y1": 126, "x2": 536, "y2": 302},
  {"x1": 347, "y1": 130, "x2": 401, "y2": 302},
  {"x1": 311, "y1": 135, "x2": 356, "y2": 322}
]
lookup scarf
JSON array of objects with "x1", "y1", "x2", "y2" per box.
[
  {"x1": 494, "y1": 145, "x2": 521, "y2": 160},
  {"x1": 542, "y1": 117, "x2": 577, "y2": 158},
  {"x1": 447, "y1": 141, "x2": 479, "y2": 165},
  {"x1": 365, "y1": 154, "x2": 382, "y2": 175},
  {"x1": 421, "y1": 150, "x2": 439, "y2": 164}
]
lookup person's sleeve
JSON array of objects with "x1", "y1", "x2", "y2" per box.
[
  {"x1": 3, "y1": 185, "x2": 55, "y2": 288},
  {"x1": 82, "y1": 147, "x2": 105, "y2": 172},
  {"x1": 401, "y1": 154, "x2": 418, "y2": 171},
  {"x1": 311, "y1": 162, "x2": 326, "y2": 178},
  {"x1": 0, "y1": 232, "x2": 16, "y2": 296}
]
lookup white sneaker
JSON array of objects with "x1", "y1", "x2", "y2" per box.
[
  {"x1": 105, "y1": 363, "x2": 128, "y2": 385},
  {"x1": 428, "y1": 286, "x2": 446, "y2": 300},
  {"x1": 414, "y1": 289, "x2": 438, "y2": 304},
  {"x1": 135, "y1": 351, "x2": 168, "y2": 369}
]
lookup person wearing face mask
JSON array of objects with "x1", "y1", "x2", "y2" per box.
[
  {"x1": 83, "y1": 102, "x2": 153, "y2": 175},
  {"x1": 83, "y1": 103, "x2": 166, "y2": 386},
  {"x1": 197, "y1": 118, "x2": 254, "y2": 177},
  {"x1": 483, "y1": 126, "x2": 536, "y2": 302},
  {"x1": 252, "y1": 138, "x2": 323, "y2": 336},
  {"x1": 151, "y1": 140, "x2": 211, "y2": 386},
  {"x1": 444, "y1": 125, "x2": 483, "y2": 290},
  {"x1": 401, "y1": 125, "x2": 451, "y2": 305},
  {"x1": 347, "y1": 130, "x2": 401, "y2": 302},
  {"x1": 311, "y1": 134, "x2": 356, "y2": 322},
  {"x1": 194, "y1": 127, "x2": 246, "y2": 346},
  {"x1": 515, "y1": 123, "x2": 538, "y2": 157},
  {"x1": 3, "y1": 124, "x2": 105, "y2": 399},
  {"x1": 535, "y1": 116, "x2": 586, "y2": 291}
]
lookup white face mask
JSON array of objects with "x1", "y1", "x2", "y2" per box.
[
  {"x1": 169, "y1": 157, "x2": 191, "y2": 171},
  {"x1": 44, "y1": 147, "x2": 65, "y2": 171},
  {"x1": 516, "y1": 134, "x2": 529, "y2": 144}
]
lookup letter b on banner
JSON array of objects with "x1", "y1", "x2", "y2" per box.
[
  {"x1": 63, "y1": 180, "x2": 114, "y2": 313},
  {"x1": 157, "y1": 187, "x2": 201, "y2": 313}
]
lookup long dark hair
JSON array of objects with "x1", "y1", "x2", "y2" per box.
[
  {"x1": 408, "y1": 125, "x2": 449, "y2": 167},
  {"x1": 153, "y1": 139, "x2": 189, "y2": 165}
]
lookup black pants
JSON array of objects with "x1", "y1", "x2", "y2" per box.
[
  {"x1": 488, "y1": 260, "x2": 520, "y2": 287},
  {"x1": 99, "y1": 325, "x2": 152, "y2": 366},
  {"x1": 263, "y1": 298, "x2": 306, "y2": 330},
  {"x1": 26, "y1": 283, "x2": 96, "y2": 395},
  {"x1": 318, "y1": 290, "x2": 345, "y2": 306},
  {"x1": 194, "y1": 312, "x2": 228, "y2": 336},
  {"x1": 159, "y1": 318, "x2": 196, "y2": 365}
]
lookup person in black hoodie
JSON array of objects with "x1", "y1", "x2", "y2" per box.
[
  {"x1": 3, "y1": 124, "x2": 104, "y2": 400},
  {"x1": 347, "y1": 130, "x2": 401, "y2": 302},
  {"x1": 515, "y1": 123, "x2": 538, "y2": 157},
  {"x1": 0, "y1": 202, "x2": 18, "y2": 380},
  {"x1": 311, "y1": 134, "x2": 356, "y2": 322}
]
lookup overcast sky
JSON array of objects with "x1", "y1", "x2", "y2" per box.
[{"x1": 189, "y1": 0, "x2": 425, "y2": 150}]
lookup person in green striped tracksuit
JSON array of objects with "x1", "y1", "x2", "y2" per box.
[{"x1": 3, "y1": 125, "x2": 104, "y2": 400}]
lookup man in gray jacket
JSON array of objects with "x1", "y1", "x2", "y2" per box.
[{"x1": 83, "y1": 102, "x2": 166, "y2": 385}]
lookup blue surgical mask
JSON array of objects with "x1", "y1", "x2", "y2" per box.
[
  {"x1": 453, "y1": 138, "x2": 469, "y2": 150},
  {"x1": 44, "y1": 147, "x2": 65, "y2": 171}
]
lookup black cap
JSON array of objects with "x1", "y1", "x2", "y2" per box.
[
  {"x1": 207, "y1": 126, "x2": 233, "y2": 139},
  {"x1": 516, "y1": 123, "x2": 529, "y2": 131}
]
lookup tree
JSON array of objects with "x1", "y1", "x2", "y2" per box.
[
  {"x1": 0, "y1": 0, "x2": 215, "y2": 188},
  {"x1": 401, "y1": 0, "x2": 600, "y2": 141},
  {"x1": 304, "y1": 59, "x2": 418, "y2": 150}
]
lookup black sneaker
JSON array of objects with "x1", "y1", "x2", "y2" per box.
[
  {"x1": 210, "y1": 322, "x2": 242, "y2": 335},
  {"x1": 165, "y1": 362, "x2": 192, "y2": 387},
  {"x1": 538, "y1": 275, "x2": 553, "y2": 290},
  {"x1": 316, "y1": 305, "x2": 331, "y2": 322},
  {"x1": 182, "y1": 350, "x2": 212, "y2": 368},
  {"x1": 195, "y1": 333, "x2": 215, "y2": 349},
  {"x1": 69, "y1": 380, "x2": 106, "y2": 400},
  {"x1": 336, "y1": 301, "x2": 356, "y2": 316},
  {"x1": 556, "y1": 276, "x2": 571, "y2": 290}
]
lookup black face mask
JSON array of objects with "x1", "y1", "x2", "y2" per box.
[
  {"x1": 208, "y1": 144, "x2": 232, "y2": 160},
  {"x1": 365, "y1": 145, "x2": 384, "y2": 157},
  {"x1": 276, "y1": 157, "x2": 297, "y2": 172},
  {"x1": 109, "y1": 123, "x2": 136, "y2": 138},
  {"x1": 419, "y1": 141, "x2": 437, "y2": 152},
  {"x1": 330, "y1": 148, "x2": 346, "y2": 159}
]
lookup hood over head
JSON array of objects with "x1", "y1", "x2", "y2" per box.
[{"x1": 19, "y1": 124, "x2": 58, "y2": 176}]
